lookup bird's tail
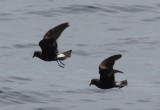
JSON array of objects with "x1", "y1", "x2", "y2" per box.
[
  {"x1": 62, "y1": 50, "x2": 72, "y2": 58},
  {"x1": 115, "y1": 80, "x2": 128, "y2": 88},
  {"x1": 120, "y1": 80, "x2": 128, "y2": 87}
]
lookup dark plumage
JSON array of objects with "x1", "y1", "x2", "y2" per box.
[
  {"x1": 90, "y1": 54, "x2": 127, "y2": 89},
  {"x1": 33, "y1": 22, "x2": 72, "y2": 68}
]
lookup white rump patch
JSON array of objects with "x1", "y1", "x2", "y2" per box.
[
  {"x1": 57, "y1": 53, "x2": 65, "y2": 58},
  {"x1": 115, "y1": 82, "x2": 121, "y2": 86}
]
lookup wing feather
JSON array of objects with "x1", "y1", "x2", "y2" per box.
[
  {"x1": 99, "y1": 54, "x2": 122, "y2": 71},
  {"x1": 43, "y1": 22, "x2": 69, "y2": 41}
]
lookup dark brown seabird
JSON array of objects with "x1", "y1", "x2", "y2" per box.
[
  {"x1": 89, "y1": 54, "x2": 127, "y2": 89},
  {"x1": 33, "y1": 22, "x2": 72, "y2": 68}
]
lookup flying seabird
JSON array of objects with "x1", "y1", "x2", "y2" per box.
[
  {"x1": 33, "y1": 22, "x2": 72, "y2": 68},
  {"x1": 89, "y1": 54, "x2": 127, "y2": 89}
]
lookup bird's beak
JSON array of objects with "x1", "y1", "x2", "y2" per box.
[
  {"x1": 32, "y1": 55, "x2": 34, "y2": 58},
  {"x1": 89, "y1": 83, "x2": 92, "y2": 86}
]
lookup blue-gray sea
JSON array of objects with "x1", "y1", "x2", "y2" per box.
[{"x1": 0, "y1": 0, "x2": 160, "y2": 110}]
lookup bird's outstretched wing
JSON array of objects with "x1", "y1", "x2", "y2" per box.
[
  {"x1": 39, "y1": 22, "x2": 69, "y2": 57},
  {"x1": 43, "y1": 22, "x2": 69, "y2": 41},
  {"x1": 99, "y1": 54, "x2": 122, "y2": 83},
  {"x1": 99, "y1": 54, "x2": 122, "y2": 71}
]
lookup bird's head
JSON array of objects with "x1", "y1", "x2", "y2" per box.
[
  {"x1": 89, "y1": 79, "x2": 99, "y2": 86},
  {"x1": 33, "y1": 51, "x2": 41, "y2": 58}
]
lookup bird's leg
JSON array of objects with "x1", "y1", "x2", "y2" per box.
[
  {"x1": 56, "y1": 60, "x2": 64, "y2": 68},
  {"x1": 59, "y1": 60, "x2": 65, "y2": 65}
]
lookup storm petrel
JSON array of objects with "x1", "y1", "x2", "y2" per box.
[
  {"x1": 90, "y1": 54, "x2": 127, "y2": 89},
  {"x1": 33, "y1": 22, "x2": 72, "y2": 68}
]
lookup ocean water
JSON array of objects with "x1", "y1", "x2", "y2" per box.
[{"x1": 0, "y1": 0, "x2": 160, "y2": 110}]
